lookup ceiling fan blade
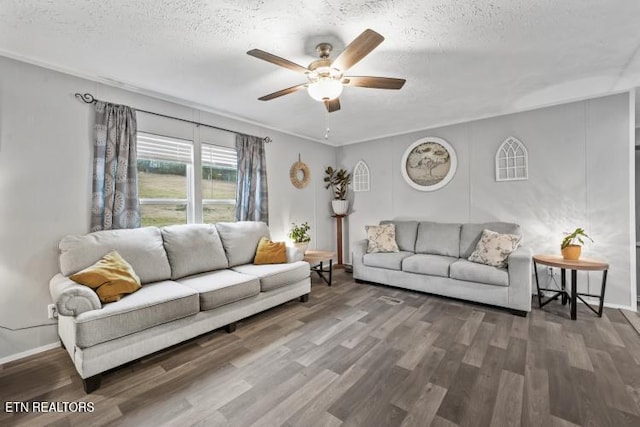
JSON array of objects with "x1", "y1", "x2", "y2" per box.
[
  {"x1": 331, "y1": 29, "x2": 384, "y2": 72},
  {"x1": 342, "y1": 76, "x2": 406, "y2": 90},
  {"x1": 247, "y1": 49, "x2": 309, "y2": 74},
  {"x1": 324, "y1": 98, "x2": 341, "y2": 113},
  {"x1": 258, "y1": 83, "x2": 307, "y2": 101}
]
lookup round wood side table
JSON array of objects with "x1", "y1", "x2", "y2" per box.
[
  {"x1": 532, "y1": 254, "x2": 609, "y2": 320},
  {"x1": 303, "y1": 250, "x2": 336, "y2": 286}
]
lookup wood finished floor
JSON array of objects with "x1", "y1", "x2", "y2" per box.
[{"x1": 2, "y1": 271, "x2": 640, "y2": 427}]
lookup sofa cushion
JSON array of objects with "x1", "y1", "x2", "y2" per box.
[
  {"x1": 415, "y1": 222, "x2": 461, "y2": 257},
  {"x1": 232, "y1": 261, "x2": 309, "y2": 292},
  {"x1": 380, "y1": 220, "x2": 418, "y2": 252},
  {"x1": 363, "y1": 251, "x2": 414, "y2": 271},
  {"x1": 161, "y1": 224, "x2": 229, "y2": 280},
  {"x1": 59, "y1": 227, "x2": 172, "y2": 284},
  {"x1": 402, "y1": 254, "x2": 458, "y2": 278},
  {"x1": 74, "y1": 280, "x2": 199, "y2": 348},
  {"x1": 216, "y1": 221, "x2": 270, "y2": 267},
  {"x1": 70, "y1": 250, "x2": 141, "y2": 303},
  {"x1": 365, "y1": 224, "x2": 399, "y2": 253},
  {"x1": 449, "y1": 259, "x2": 508, "y2": 287},
  {"x1": 178, "y1": 270, "x2": 260, "y2": 311},
  {"x1": 459, "y1": 222, "x2": 521, "y2": 259},
  {"x1": 468, "y1": 229, "x2": 522, "y2": 268}
]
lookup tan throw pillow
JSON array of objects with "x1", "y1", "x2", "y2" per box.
[
  {"x1": 468, "y1": 229, "x2": 522, "y2": 268},
  {"x1": 254, "y1": 237, "x2": 287, "y2": 265},
  {"x1": 365, "y1": 224, "x2": 400, "y2": 254},
  {"x1": 70, "y1": 250, "x2": 142, "y2": 303}
]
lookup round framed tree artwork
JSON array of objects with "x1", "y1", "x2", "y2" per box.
[{"x1": 401, "y1": 137, "x2": 457, "y2": 191}]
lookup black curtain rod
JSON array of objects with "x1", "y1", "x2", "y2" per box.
[{"x1": 74, "y1": 93, "x2": 272, "y2": 143}]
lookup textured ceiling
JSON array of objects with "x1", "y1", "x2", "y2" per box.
[{"x1": 1, "y1": 0, "x2": 639, "y2": 145}]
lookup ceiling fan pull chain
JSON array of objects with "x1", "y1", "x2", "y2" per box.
[{"x1": 325, "y1": 112, "x2": 330, "y2": 139}]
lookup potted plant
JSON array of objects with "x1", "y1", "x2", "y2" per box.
[
  {"x1": 324, "y1": 166, "x2": 352, "y2": 215},
  {"x1": 561, "y1": 227, "x2": 593, "y2": 260},
  {"x1": 289, "y1": 222, "x2": 311, "y2": 254}
]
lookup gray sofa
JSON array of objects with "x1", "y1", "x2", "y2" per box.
[
  {"x1": 49, "y1": 221, "x2": 310, "y2": 392},
  {"x1": 353, "y1": 220, "x2": 532, "y2": 315}
]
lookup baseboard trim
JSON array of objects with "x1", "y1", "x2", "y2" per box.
[
  {"x1": 0, "y1": 342, "x2": 60, "y2": 366},
  {"x1": 533, "y1": 292, "x2": 634, "y2": 311},
  {"x1": 581, "y1": 299, "x2": 634, "y2": 311},
  {"x1": 620, "y1": 309, "x2": 640, "y2": 336}
]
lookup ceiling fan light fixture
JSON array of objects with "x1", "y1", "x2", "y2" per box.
[
  {"x1": 248, "y1": 29, "x2": 403, "y2": 112},
  {"x1": 307, "y1": 77, "x2": 343, "y2": 101}
]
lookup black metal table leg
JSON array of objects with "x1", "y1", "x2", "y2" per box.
[
  {"x1": 597, "y1": 270, "x2": 608, "y2": 316},
  {"x1": 534, "y1": 260, "x2": 542, "y2": 307},
  {"x1": 575, "y1": 269, "x2": 610, "y2": 318},
  {"x1": 309, "y1": 260, "x2": 333, "y2": 286},
  {"x1": 534, "y1": 260, "x2": 566, "y2": 309},
  {"x1": 570, "y1": 269, "x2": 577, "y2": 320},
  {"x1": 561, "y1": 268, "x2": 568, "y2": 305}
]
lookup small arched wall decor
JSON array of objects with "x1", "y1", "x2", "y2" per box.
[
  {"x1": 495, "y1": 136, "x2": 528, "y2": 181},
  {"x1": 401, "y1": 137, "x2": 457, "y2": 191},
  {"x1": 353, "y1": 160, "x2": 370, "y2": 192}
]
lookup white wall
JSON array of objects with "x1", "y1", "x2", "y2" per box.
[
  {"x1": 0, "y1": 53, "x2": 634, "y2": 362},
  {"x1": 338, "y1": 93, "x2": 635, "y2": 309},
  {"x1": 0, "y1": 56, "x2": 336, "y2": 361}
]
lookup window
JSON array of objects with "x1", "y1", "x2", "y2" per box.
[
  {"x1": 201, "y1": 143, "x2": 237, "y2": 223},
  {"x1": 137, "y1": 132, "x2": 193, "y2": 227},
  {"x1": 495, "y1": 136, "x2": 528, "y2": 181},
  {"x1": 353, "y1": 160, "x2": 370, "y2": 192},
  {"x1": 136, "y1": 131, "x2": 238, "y2": 227}
]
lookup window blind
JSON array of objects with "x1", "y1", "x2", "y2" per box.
[
  {"x1": 202, "y1": 143, "x2": 237, "y2": 169},
  {"x1": 137, "y1": 132, "x2": 193, "y2": 164}
]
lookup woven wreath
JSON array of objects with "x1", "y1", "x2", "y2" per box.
[{"x1": 290, "y1": 156, "x2": 310, "y2": 189}]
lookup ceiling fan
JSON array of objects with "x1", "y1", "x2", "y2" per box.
[{"x1": 247, "y1": 29, "x2": 406, "y2": 113}]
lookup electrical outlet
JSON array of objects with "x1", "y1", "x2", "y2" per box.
[{"x1": 47, "y1": 304, "x2": 58, "y2": 319}]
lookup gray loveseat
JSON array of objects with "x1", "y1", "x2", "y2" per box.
[
  {"x1": 353, "y1": 220, "x2": 532, "y2": 315},
  {"x1": 49, "y1": 221, "x2": 310, "y2": 392}
]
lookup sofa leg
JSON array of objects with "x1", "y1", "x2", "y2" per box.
[
  {"x1": 82, "y1": 374, "x2": 102, "y2": 393},
  {"x1": 355, "y1": 279, "x2": 367, "y2": 284},
  {"x1": 224, "y1": 322, "x2": 237, "y2": 333},
  {"x1": 299, "y1": 293, "x2": 309, "y2": 303},
  {"x1": 510, "y1": 309, "x2": 528, "y2": 317},
  {"x1": 60, "y1": 340, "x2": 66, "y2": 351}
]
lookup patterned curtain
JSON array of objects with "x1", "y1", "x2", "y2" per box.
[
  {"x1": 235, "y1": 134, "x2": 268, "y2": 223},
  {"x1": 90, "y1": 101, "x2": 140, "y2": 231}
]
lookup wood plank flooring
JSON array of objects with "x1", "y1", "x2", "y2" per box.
[{"x1": 2, "y1": 271, "x2": 640, "y2": 427}]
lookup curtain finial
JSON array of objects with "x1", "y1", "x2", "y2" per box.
[{"x1": 75, "y1": 93, "x2": 97, "y2": 104}]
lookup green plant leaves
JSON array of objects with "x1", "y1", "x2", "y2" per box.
[
  {"x1": 289, "y1": 222, "x2": 311, "y2": 242},
  {"x1": 560, "y1": 227, "x2": 593, "y2": 249},
  {"x1": 324, "y1": 166, "x2": 352, "y2": 200}
]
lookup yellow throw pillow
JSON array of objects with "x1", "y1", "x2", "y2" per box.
[
  {"x1": 254, "y1": 237, "x2": 287, "y2": 265},
  {"x1": 70, "y1": 250, "x2": 141, "y2": 303}
]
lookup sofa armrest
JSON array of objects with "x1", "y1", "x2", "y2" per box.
[
  {"x1": 286, "y1": 245, "x2": 304, "y2": 263},
  {"x1": 353, "y1": 239, "x2": 368, "y2": 259},
  {"x1": 49, "y1": 273, "x2": 102, "y2": 317},
  {"x1": 352, "y1": 239, "x2": 368, "y2": 279},
  {"x1": 507, "y1": 247, "x2": 533, "y2": 311}
]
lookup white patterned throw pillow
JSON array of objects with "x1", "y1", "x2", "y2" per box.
[
  {"x1": 468, "y1": 229, "x2": 522, "y2": 268},
  {"x1": 365, "y1": 224, "x2": 400, "y2": 254}
]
